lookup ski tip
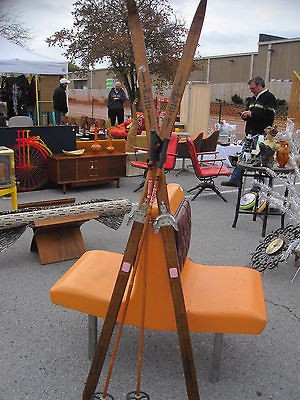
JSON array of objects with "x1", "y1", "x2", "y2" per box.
[
  {"x1": 126, "y1": 0, "x2": 138, "y2": 13},
  {"x1": 194, "y1": 0, "x2": 207, "y2": 19}
]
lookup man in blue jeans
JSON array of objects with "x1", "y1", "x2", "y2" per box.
[{"x1": 221, "y1": 76, "x2": 276, "y2": 187}]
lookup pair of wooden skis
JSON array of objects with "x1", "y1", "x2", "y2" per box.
[{"x1": 82, "y1": 1, "x2": 207, "y2": 399}]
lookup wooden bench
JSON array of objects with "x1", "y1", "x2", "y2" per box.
[
  {"x1": 50, "y1": 183, "x2": 267, "y2": 382},
  {"x1": 19, "y1": 198, "x2": 98, "y2": 265}
]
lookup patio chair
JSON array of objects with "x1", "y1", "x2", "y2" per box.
[
  {"x1": 199, "y1": 129, "x2": 219, "y2": 152},
  {"x1": 130, "y1": 133, "x2": 179, "y2": 192},
  {"x1": 175, "y1": 131, "x2": 203, "y2": 176},
  {"x1": 186, "y1": 136, "x2": 231, "y2": 201}
]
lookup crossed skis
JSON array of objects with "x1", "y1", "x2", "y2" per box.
[{"x1": 82, "y1": 1, "x2": 207, "y2": 399}]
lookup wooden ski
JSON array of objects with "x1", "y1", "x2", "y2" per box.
[
  {"x1": 160, "y1": 0, "x2": 207, "y2": 139},
  {"x1": 126, "y1": 1, "x2": 206, "y2": 398},
  {"x1": 126, "y1": 0, "x2": 159, "y2": 139},
  {"x1": 82, "y1": 1, "x2": 207, "y2": 398}
]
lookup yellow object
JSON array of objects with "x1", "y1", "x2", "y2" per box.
[
  {"x1": 0, "y1": 146, "x2": 18, "y2": 210},
  {"x1": 50, "y1": 183, "x2": 267, "y2": 335},
  {"x1": 62, "y1": 149, "x2": 85, "y2": 156},
  {"x1": 106, "y1": 134, "x2": 115, "y2": 153},
  {"x1": 257, "y1": 198, "x2": 267, "y2": 213}
]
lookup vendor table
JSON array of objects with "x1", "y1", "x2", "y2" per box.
[
  {"x1": 175, "y1": 132, "x2": 191, "y2": 175},
  {"x1": 0, "y1": 125, "x2": 76, "y2": 154},
  {"x1": 48, "y1": 151, "x2": 127, "y2": 193},
  {"x1": 216, "y1": 144, "x2": 242, "y2": 167},
  {"x1": 232, "y1": 161, "x2": 295, "y2": 237}
]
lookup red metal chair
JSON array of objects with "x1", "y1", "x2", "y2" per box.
[
  {"x1": 130, "y1": 133, "x2": 179, "y2": 192},
  {"x1": 186, "y1": 136, "x2": 231, "y2": 201},
  {"x1": 199, "y1": 129, "x2": 220, "y2": 152}
]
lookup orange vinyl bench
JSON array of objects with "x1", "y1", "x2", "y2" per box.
[{"x1": 50, "y1": 183, "x2": 267, "y2": 382}]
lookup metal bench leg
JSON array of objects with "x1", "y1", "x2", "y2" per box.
[
  {"x1": 210, "y1": 333, "x2": 223, "y2": 383},
  {"x1": 88, "y1": 315, "x2": 98, "y2": 360}
]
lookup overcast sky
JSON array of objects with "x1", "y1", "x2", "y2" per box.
[{"x1": 2, "y1": 0, "x2": 299, "y2": 62}]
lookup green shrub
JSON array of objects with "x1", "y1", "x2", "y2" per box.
[
  {"x1": 275, "y1": 98, "x2": 287, "y2": 106},
  {"x1": 231, "y1": 94, "x2": 243, "y2": 104}
]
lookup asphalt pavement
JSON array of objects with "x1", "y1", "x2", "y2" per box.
[{"x1": 0, "y1": 165, "x2": 299, "y2": 400}]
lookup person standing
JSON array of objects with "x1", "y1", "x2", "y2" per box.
[
  {"x1": 221, "y1": 76, "x2": 276, "y2": 187},
  {"x1": 53, "y1": 78, "x2": 70, "y2": 125},
  {"x1": 107, "y1": 81, "x2": 127, "y2": 126}
]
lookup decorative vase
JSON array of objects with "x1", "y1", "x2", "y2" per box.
[
  {"x1": 91, "y1": 125, "x2": 102, "y2": 152},
  {"x1": 106, "y1": 118, "x2": 115, "y2": 153},
  {"x1": 277, "y1": 141, "x2": 289, "y2": 168}
]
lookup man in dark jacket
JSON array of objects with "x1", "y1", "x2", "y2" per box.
[
  {"x1": 53, "y1": 78, "x2": 70, "y2": 125},
  {"x1": 107, "y1": 81, "x2": 127, "y2": 126},
  {"x1": 221, "y1": 76, "x2": 276, "y2": 186}
]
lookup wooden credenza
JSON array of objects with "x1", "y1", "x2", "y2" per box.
[{"x1": 48, "y1": 151, "x2": 127, "y2": 193}]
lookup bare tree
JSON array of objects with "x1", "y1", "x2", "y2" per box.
[
  {"x1": 0, "y1": 10, "x2": 30, "y2": 46},
  {"x1": 46, "y1": 0, "x2": 188, "y2": 103}
]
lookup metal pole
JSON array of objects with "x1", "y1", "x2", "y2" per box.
[
  {"x1": 35, "y1": 75, "x2": 40, "y2": 125},
  {"x1": 90, "y1": 68, "x2": 94, "y2": 117},
  {"x1": 186, "y1": 81, "x2": 192, "y2": 133}
]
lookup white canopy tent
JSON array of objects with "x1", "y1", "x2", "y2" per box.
[
  {"x1": 0, "y1": 36, "x2": 68, "y2": 124},
  {"x1": 0, "y1": 35, "x2": 68, "y2": 75}
]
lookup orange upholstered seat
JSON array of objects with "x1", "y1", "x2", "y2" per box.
[
  {"x1": 50, "y1": 183, "x2": 267, "y2": 334},
  {"x1": 51, "y1": 250, "x2": 266, "y2": 334}
]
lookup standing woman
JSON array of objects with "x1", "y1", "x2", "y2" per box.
[
  {"x1": 107, "y1": 81, "x2": 127, "y2": 126},
  {"x1": 53, "y1": 78, "x2": 70, "y2": 125}
]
